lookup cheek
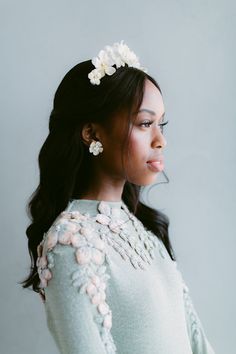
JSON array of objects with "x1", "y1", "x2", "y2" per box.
[
  {"x1": 128, "y1": 133, "x2": 148, "y2": 161},
  {"x1": 123, "y1": 133, "x2": 157, "y2": 185},
  {"x1": 122, "y1": 135, "x2": 150, "y2": 179}
]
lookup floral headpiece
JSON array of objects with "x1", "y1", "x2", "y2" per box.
[{"x1": 88, "y1": 40, "x2": 147, "y2": 85}]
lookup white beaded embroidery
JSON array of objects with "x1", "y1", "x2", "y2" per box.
[
  {"x1": 157, "y1": 239, "x2": 168, "y2": 259},
  {"x1": 36, "y1": 200, "x2": 166, "y2": 352},
  {"x1": 173, "y1": 261, "x2": 201, "y2": 344},
  {"x1": 183, "y1": 283, "x2": 201, "y2": 343},
  {"x1": 36, "y1": 209, "x2": 117, "y2": 354},
  {"x1": 95, "y1": 201, "x2": 158, "y2": 271}
]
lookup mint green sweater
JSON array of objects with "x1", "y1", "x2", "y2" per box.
[{"x1": 36, "y1": 199, "x2": 215, "y2": 354}]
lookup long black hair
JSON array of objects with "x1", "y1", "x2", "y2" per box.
[{"x1": 20, "y1": 59, "x2": 176, "y2": 294}]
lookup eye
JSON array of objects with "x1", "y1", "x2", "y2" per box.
[
  {"x1": 140, "y1": 120, "x2": 169, "y2": 132},
  {"x1": 140, "y1": 120, "x2": 153, "y2": 128},
  {"x1": 159, "y1": 120, "x2": 169, "y2": 133}
]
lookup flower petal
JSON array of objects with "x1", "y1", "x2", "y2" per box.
[
  {"x1": 96, "y1": 214, "x2": 110, "y2": 225},
  {"x1": 58, "y1": 231, "x2": 72, "y2": 245},
  {"x1": 105, "y1": 66, "x2": 116, "y2": 75},
  {"x1": 92, "y1": 248, "x2": 105, "y2": 265},
  {"x1": 98, "y1": 201, "x2": 111, "y2": 216},
  {"x1": 76, "y1": 246, "x2": 92, "y2": 265}
]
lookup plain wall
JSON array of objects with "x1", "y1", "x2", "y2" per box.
[{"x1": 1, "y1": 0, "x2": 235, "y2": 353}]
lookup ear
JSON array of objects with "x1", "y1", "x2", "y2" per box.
[{"x1": 81, "y1": 122, "x2": 101, "y2": 146}]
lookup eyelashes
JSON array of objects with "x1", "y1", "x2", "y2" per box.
[{"x1": 140, "y1": 120, "x2": 169, "y2": 132}]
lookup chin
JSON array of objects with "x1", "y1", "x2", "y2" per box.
[
  {"x1": 141, "y1": 178, "x2": 158, "y2": 186},
  {"x1": 129, "y1": 175, "x2": 158, "y2": 186}
]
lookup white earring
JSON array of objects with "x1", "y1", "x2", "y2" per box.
[{"x1": 89, "y1": 140, "x2": 103, "y2": 156}]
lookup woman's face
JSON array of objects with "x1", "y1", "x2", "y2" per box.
[
  {"x1": 95, "y1": 78, "x2": 167, "y2": 187},
  {"x1": 125, "y1": 79, "x2": 167, "y2": 185}
]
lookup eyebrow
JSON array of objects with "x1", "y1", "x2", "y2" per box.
[{"x1": 136, "y1": 108, "x2": 166, "y2": 120}]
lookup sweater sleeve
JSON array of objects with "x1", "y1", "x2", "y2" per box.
[
  {"x1": 174, "y1": 263, "x2": 216, "y2": 354},
  {"x1": 36, "y1": 210, "x2": 117, "y2": 354}
]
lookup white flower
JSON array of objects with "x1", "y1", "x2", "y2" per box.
[
  {"x1": 88, "y1": 68, "x2": 104, "y2": 85},
  {"x1": 92, "y1": 50, "x2": 116, "y2": 76},
  {"x1": 114, "y1": 40, "x2": 140, "y2": 67},
  {"x1": 89, "y1": 141, "x2": 103, "y2": 155},
  {"x1": 88, "y1": 40, "x2": 147, "y2": 85}
]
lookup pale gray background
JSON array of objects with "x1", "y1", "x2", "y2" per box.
[{"x1": 1, "y1": 0, "x2": 235, "y2": 353}]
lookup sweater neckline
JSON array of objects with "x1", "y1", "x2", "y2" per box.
[{"x1": 69, "y1": 198, "x2": 123, "y2": 209}]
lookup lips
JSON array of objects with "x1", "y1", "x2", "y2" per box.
[
  {"x1": 147, "y1": 155, "x2": 164, "y2": 164},
  {"x1": 147, "y1": 156, "x2": 164, "y2": 172}
]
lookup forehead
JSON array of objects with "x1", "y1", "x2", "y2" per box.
[
  {"x1": 139, "y1": 79, "x2": 165, "y2": 115},
  {"x1": 106, "y1": 79, "x2": 165, "y2": 135}
]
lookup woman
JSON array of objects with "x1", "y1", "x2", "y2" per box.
[{"x1": 21, "y1": 40, "x2": 215, "y2": 354}]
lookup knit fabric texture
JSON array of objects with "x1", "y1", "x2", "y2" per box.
[{"x1": 36, "y1": 198, "x2": 216, "y2": 354}]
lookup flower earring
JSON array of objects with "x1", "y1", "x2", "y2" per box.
[{"x1": 89, "y1": 140, "x2": 103, "y2": 156}]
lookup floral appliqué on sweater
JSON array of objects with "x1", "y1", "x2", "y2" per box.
[{"x1": 36, "y1": 205, "x2": 117, "y2": 354}]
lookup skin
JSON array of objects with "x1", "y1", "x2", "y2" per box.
[{"x1": 80, "y1": 79, "x2": 167, "y2": 202}]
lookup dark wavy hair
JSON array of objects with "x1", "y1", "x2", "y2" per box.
[{"x1": 19, "y1": 59, "x2": 176, "y2": 294}]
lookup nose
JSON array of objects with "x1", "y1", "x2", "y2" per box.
[{"x1": 152, "y1": 128, "x2": 167, "y2": 149}]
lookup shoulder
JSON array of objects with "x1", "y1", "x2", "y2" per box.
[{"x1": 36, "y1": 208, "x2": 110, "y2": 299}]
